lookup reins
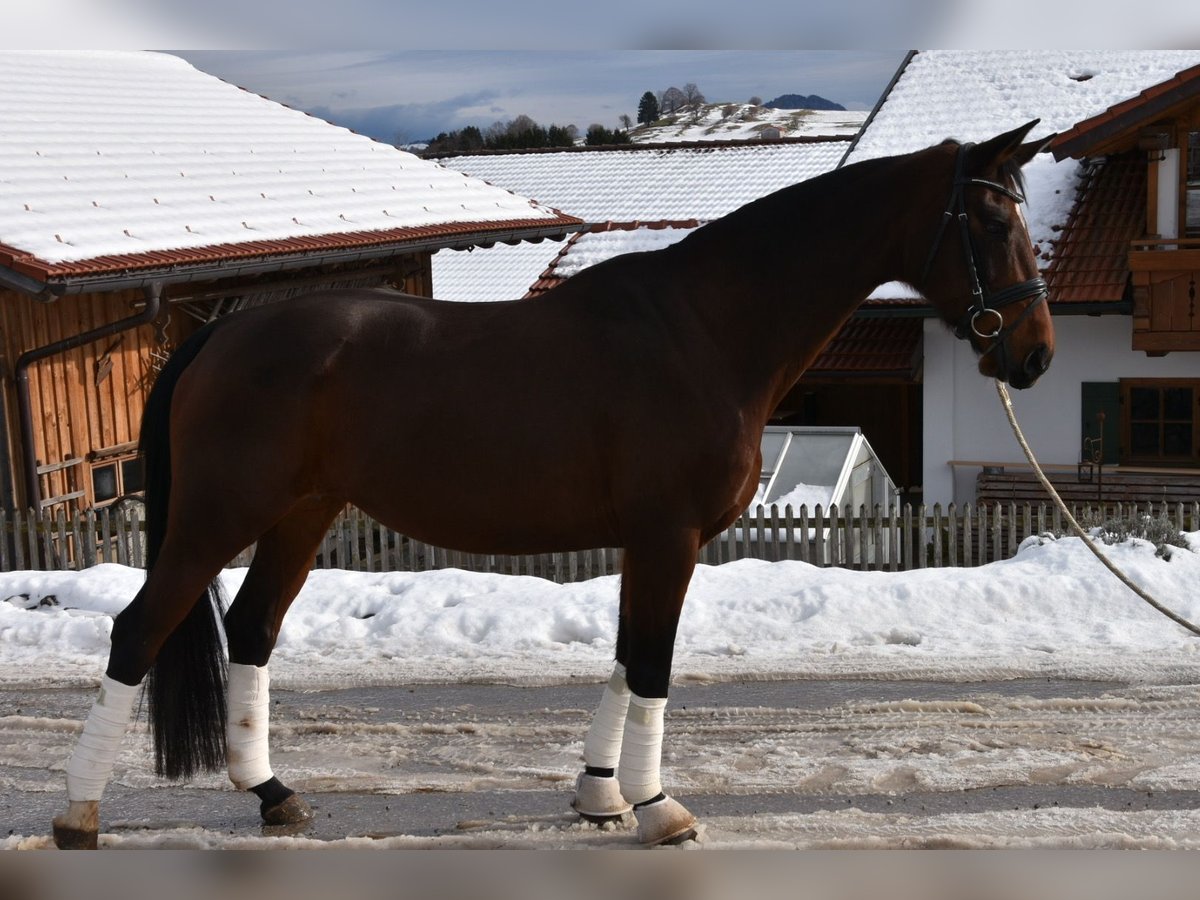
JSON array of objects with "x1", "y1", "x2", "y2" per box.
[{"x1": 995, "y1": 379, "x2": 1200, "y2": 638}]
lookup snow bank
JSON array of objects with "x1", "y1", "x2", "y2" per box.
[{"x1": 3, "y1": 534, "x2": 1200, "y2": 688}]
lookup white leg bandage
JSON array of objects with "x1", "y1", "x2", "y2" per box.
[
  {"x1": 226, "y1": 663, "x2": 274, "y2": 790},
  {"x1": 65, "y1": 676, "x2": 140, "y2": 802},
  {"x1": 618, "y1": 694, "x2": 667, "y2": 805},
  {"x1": 583, "y1": 663, "x2": 631, "y2": 770}
]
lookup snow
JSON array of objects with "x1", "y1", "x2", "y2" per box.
[
  {"x1": 751, "y1": 482, "x2": 834, "y2": 511},
  {"x1": 845, "y1": 50, "x2": 1200, "y2": 269},
  {"x1": 633, "y1": 105, "x2": 867, "y2": 144},
  {"x1": 432, "y1": 238, "x2": 568, "y2": 302},
  {"x1": 0, "y1": 52, "x2": 566, "y2": 268},
  {"x1": 4, "y1": 533, "x2": 1200, "y2": 689},
  {"x1": 438, "y1": 141, "x2": 847, "y2": 223},
  {"x1": 552, "y1": 226, "x2": 696, "y2": 277}
]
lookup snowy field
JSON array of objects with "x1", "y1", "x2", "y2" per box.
[
  {"x1": 4, "y1": 531, "x2": 1200, "y2": 689},
  {"x1": 633, "y1": 105, "x2": 867, "y2": 143}
]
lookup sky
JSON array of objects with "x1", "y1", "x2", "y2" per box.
[
  {"x1": 5, "y1": 531, "x2": 1200, "y2": 688},
  {"x1": 174, "y1": 51, "x2": 903, "y2": 144}
]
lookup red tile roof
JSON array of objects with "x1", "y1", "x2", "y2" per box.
[
  {"x1": 1043, "y1": 153, "x2": 1143, "y2": 304},
  {"x1": 1050, "y1": 63, "x2": 1200, "y2": 160},
  {"x1": 807, "y1": 316, "x2": 922, "y2": 378}
]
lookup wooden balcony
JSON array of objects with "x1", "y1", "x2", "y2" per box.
[{"x1": 1129, "y1": 237, "x2": 1200, "y2": 352}]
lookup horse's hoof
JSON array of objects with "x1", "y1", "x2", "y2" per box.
[
  {"x1": 52, "y1": 820, "x2": 98, "y2": 850},
  {"x1": 261, "y1": 792, "x2": 313, "y2": 826},
  {"x1": 572, "y1": 772, "x2": 633, "y2": 822},
  {"x1": 634, "y1": 795, "x2": 698, "y2": 846},
  {"x1": 52, "y1": 801, "x2": 99, "y2": 850}
]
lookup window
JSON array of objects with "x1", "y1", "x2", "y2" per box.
[
  {"x1": 1188, "y1": 131, "x2": 1200, "y2": 237},
  {"x1": 89, "y1": 453, "x2": 145, "y2": 506},
  {"x1": 1120, "y1": 379, "x2": 1200, "y2": 466}
]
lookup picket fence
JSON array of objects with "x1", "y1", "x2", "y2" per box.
[{"x1": 2, "y1": 500, "x2": 1198, "y2": 582}]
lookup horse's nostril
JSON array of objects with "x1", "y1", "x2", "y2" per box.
[{"x1": 1024, "y1": 344, "x2": 1051, "y2": 377}]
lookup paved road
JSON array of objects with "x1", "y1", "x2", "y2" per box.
[{"x1": 5, "y1": 678, "x2": 1200, "y2": 848}]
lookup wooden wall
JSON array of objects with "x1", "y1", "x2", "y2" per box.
[
  {"x1": 0, "y1": 287, "x2": 193, "y2": 510},
  {"x1": 0, "y1": 252, "x2": 432, "y2": 512}
]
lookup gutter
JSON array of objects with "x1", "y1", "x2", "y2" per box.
[
  {"x1": 4, "y1": 222, "x2": 580, "y2": 298},
  {"x1": 13, "y1": 282, "x2": 162, "y2": 510}
]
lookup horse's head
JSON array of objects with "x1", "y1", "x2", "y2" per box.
[{"x1": 917, "y1": 120, "x2": 1056, "y2": 390}]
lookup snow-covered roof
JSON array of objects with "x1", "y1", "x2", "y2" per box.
[
  {"x1": 437, "y1": 139, "x2": 848, "y2": 223},
  {"x1": 433, "y1": 221, "x2": 699, "y2": 303},
  {"x1": 432, "y1": 237, "x2": 569, "y2": 302},
  {"x1": 548, "y1": 223, "x2": 697, "y2": 278},
  {"x1": 0, "y1": 51, "x2": 579, "y2": 282},
  {"x1": 845, "y1": 51, "x2": 1200, "y2": 271}
]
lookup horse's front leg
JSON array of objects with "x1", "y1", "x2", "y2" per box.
[{"x1": 574, "y1": 529, "x2": 700, "y2": 845}]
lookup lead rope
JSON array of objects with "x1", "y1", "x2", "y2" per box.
[{"x1": 994, "y1": 380, "x2": 1200, "y2": 637}]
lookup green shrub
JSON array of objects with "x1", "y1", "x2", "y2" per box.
[{"x1": 1067, "y1": 510, "x2": 1189, "y2": 560}]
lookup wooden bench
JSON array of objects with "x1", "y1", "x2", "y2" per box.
[{"x1": 976, "y1": 467, "x2": 1200, "y2": 508}]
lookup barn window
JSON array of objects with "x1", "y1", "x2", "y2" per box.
[
  {"x1": 88, "y1": 448, "x2": 145, "y2": 506},
  {"x1": 92, "y1": 464, "x2": 119, "y2": 503},
  {"x1": 1119, "y1": 378, "x2": 1200, "y2": 466},
  {"x1": 121, "y1": 457, "x2": 145, "y2": 494}
]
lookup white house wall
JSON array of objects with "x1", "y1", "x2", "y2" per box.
[{"x1": 922, "y1": 315, "x2": 1200, "y2": 506}]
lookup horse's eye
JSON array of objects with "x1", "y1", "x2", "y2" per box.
[{"x1": 984, "y1": 219, "x2": 1009, "y2": 239}]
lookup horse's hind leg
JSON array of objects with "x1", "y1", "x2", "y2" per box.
[
  {"x1": 575, "y1": 529, "x2": 700, "y2": 845},
  {"x1": 222, "y1": 499, "x2": 341, "y2": 827},
  {"x1": 53, "y1": 546, "x2": 234, "y2": 849}
]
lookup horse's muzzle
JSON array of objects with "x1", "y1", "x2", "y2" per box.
[{"x1": 1007, "y1": 343, "x2": 1052, "y2": 390}]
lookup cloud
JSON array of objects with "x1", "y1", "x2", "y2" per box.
[{"x1": 308, "y1": 90, "x2": 507, "y2": 143}]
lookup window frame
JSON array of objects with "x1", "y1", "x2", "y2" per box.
[
  {"x1": 1119, "y1": 377, "x2": 1200, "y2": 467},
  {"x1": 88, "y1": 451, "x2": 145, "y2": 507}
]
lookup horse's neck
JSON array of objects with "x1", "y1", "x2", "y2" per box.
[{"x1": 674, "y1": 160, "x2": 921, "y2": 416}]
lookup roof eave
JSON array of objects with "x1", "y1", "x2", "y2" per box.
[
  {"x1": 0, "y1": 220, "x2": 583, "y2": 299},
  {"x1": 1051, "y1": 66, "x2": 1200, "y2": 160}
]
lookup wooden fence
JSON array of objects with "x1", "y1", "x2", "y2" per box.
[{"x1": 2, "y1": 501, "x2": 1198, "y2": 582}]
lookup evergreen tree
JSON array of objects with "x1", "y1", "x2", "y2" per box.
[
  {"x1": 585, "y1": 124, "x2": 630, "y2": 146},
  {"x1": 637, "y1": 91, "x2": 659, "y2": 124}
]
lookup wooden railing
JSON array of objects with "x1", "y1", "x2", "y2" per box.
[{"x1": 2, "y1": 501, "x2": 1197, "y2": 581}]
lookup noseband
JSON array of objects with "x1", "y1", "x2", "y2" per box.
[{"x1": 921, "y1": 142, "x2": 1047, "y2": 366}]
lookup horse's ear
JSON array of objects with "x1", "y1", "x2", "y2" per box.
[
  {"x1": 966, "y1": 119, "x2": 1042, "y2": 173},
  {"x1": 1012, "y1": 132, "x2": 1056, "y2": 168}
]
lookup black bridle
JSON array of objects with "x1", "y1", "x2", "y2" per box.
[{"x1": 921, "y1": 142, "x2": 1048, "y2": 370}]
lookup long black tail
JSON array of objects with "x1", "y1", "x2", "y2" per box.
[{"x1": 141, "y1": 320, "x2": 229, "y2": 780}]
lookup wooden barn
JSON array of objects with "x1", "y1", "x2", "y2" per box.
[{"x1": 0, "y1": 52, "x2": 580, "y2": 513}]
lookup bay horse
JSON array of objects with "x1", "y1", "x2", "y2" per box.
[{"x1": 53, "y1": 121, "x2": 1055, "y2": 848}]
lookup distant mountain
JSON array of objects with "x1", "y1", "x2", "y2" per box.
[{"x1": 764, "y1": 94, "x2": 846, "y2": 111}]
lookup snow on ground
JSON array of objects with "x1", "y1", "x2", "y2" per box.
[
  {"x1": 3, "y1": 533, "x2": 1200, "y2": 688},
  {"x1": 751, "y1": 482, "x2": 835, "y2": 512},
  {"x1": 633, "y1": 104, "x2": 866, "y2": 143}
]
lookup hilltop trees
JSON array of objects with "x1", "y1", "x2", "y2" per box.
[
  {"x1": 649, "y1": 83, "x2": 706, "y2": 120},
  {"x1": 658, "y1": 86, "x2": 687, "y2": 115},
  {"x1": 585, "y1": 123, "x2": 631, "y2": 145},
  {"x1": 423, "y1": 116, "x2": 577, "y2": 155}
]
